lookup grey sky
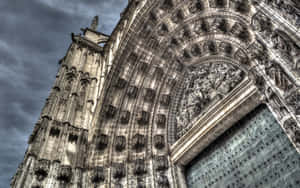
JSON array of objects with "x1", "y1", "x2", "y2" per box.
[{"x1": 0, "y1": 0, "x2": 127, "y2": 186}]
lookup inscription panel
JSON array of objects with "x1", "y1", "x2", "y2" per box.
[{"x1": 186, "y1": 105, "x2": 300, "y2": 188}]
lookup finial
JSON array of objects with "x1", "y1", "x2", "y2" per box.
[{"x1": 91, "y1": 16, "x2": 99, "y2": 30}]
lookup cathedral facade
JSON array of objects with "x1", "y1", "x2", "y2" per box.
[{"x1": 11, "y1": 0, "x2": 300, "y2": 187}]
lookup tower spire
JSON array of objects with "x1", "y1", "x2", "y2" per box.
[{"x1": 90, "y1": 15, "x2": 99, "y2": 30}]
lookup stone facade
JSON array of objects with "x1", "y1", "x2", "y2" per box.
[{"x1": 11, "y1": 0, "x2": 300, "y2": 187}]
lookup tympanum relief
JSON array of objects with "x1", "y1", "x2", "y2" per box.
[{"x1": 176, "y1": 62, "x2": 245, "y2": 137}]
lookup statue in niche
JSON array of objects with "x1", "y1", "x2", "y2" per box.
[{"x1": 176, "y1": 63, "x2": 244, "y2": 134}]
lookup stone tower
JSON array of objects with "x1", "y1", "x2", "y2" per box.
[{"x1": 12, "y1": 0, "x2": 300, "y2": 188}]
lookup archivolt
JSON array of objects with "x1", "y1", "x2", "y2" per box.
[{"x1": 91, "y1": 0, "x2": 268, "y2": 186}]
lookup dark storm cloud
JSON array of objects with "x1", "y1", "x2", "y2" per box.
[{"x1": 0, "y1": 0, "x2": 127, "y2": 186}]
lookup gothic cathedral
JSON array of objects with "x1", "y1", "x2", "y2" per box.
[{"x1": 11, "y1": 0, "x2": 300, "y2": 187}]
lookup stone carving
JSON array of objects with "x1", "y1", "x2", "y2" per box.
[
  {"x1": 12, "y1": 2, "x2": 300, "y2": 188},
  {"x1": 212, "y1": 18, "x2": 229, "y2": 33},
  {"x1": 34, "y1": 159, "x2": 50, "y2": 181},
  {"x1": 127, "y1": 85, "x2": 139, "y2": 98},
  {"x1": 144, "y1": 88, "x2": 156, "y2": 101},
  {"x1": 219, "y1": 42, "x2": 233, "y2": 55},
  {"x1": 155, "y1": 156, "x2": 169, "y2": 171},
  {"x1": 105, "y1": 104, "x2": 117, "y2": 118},
  {"x1": 176, "y1": 63, "x2": 244, "y2": 136},
  {"x1": 191, "y1": 44, "x2": 202, "y2": 56},
  {"x1": 134, "y1": 159, "x2": 146, "y2": 176},
  {"x1": 265, "y1": 61, "x2": 294, "y2": 92},
  {"x1": 171, "y1": 10, "x2": 184, "y2": 24},
  {"x1": 91, "y1": 166, "x2": 105, "y2": 183},
  {"x1": 115, "y1": 77, "x2": 127, "y2": 89},
  {"x1": 251, "y1": 12, "x2": 273, "y2": 37},
  {"x1": 160, "y1": 94, "x2": 171, "y2": 106},
  {"x1": 113, "y1": 163, "x2": 126, "y2": 179},
  {"x1": 90, "y1": 16, "x2": 99, "y2": 30},
  {"x1": 157, "y1": 23, "x2": 169, "y2": 36},
  {"x1": 97, "y1": 134, "x2": 109, "y2": 150},
  {"x1": 156, "y1": 114, "x2": 166, "y2": 128},
  {"x1": 203, "y1": 41, "x2": 217, "y2": 55},
  {"x1": 188, "y1": 0, "x2": 204, "y2": 14},
  {"x1": 286, "y1": 90, "x2": 300, "y2": 115},
  {"x1": 231, "y1": 22, "x2": 251, "y2": 42},
  {"x1": 57, "y1": 165, "x2": 72, "y2": 183},
  {"x1": 115, "y1": 136, "x2": 126, "y2": 152},
  {"x1": 234, "y1": 49, "x2": 249, "y2": 65},
  {"x1": 137, "y1": 111, "x2": 150, "y2": 125},
  {"x1": 157, "y1": 174, "x2": 169, "y2": 187},
  {"x1": 209, "y1": 0, "x2": 226, "y2": 8},
  {"x1": 120, "y1": 110, "x2": 130, "y2": 124},
  {"x1": 264, "y1": 0, "x2": 300, "y2": 26},
  {"x1": 154, "y1": 135, "x2": 165, "y2": 149},
  {"x1": 140, "y1": 62, "x2": 149, "y2": 73},
  {"x1": 271, "y1": 30, "x2": 293, "y2": 56},
  {"x1": 194, "y1": 19, "x2": 210, "y2": 35},
  {"x1": 230, "y1": 0, "x2": 250, "y2": 13},
  {"x1": 132, "y1": 134, "x2": 146, "y2": 151}
]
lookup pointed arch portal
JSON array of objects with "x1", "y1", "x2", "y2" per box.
[
  {"x1": 11, "y1": 0, "x2": 300, "y2": 187},
  {"x1": 93, "y1": 0, "x2": 300, "y2": 187}
]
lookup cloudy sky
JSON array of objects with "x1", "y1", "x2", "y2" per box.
[{"x1": 0, "y1": 0, "x2": 127, "y2": 186}]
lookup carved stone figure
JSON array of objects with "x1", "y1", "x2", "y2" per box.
[
  {"x1": 97, "y1": 134, "x2": 109, "y2": 150},
  {"x1": 115, "y1": 136, "x2": 126, "y2": 152},
  {"x1": 132, "y1": 134, "x2": 146, "y2": 151},
  {"x1": 91, "y1": 166, "x2": 105, "y2": 183},
  {"x1": 57, "y1": 165, "x2": 72, "y2": 183},
  {"x1": 154, "y1": 135, "x2": 165, "y2": 149},
  {"x1": 113, "y1": 163, "x2": 126, "y2": 179},
  {"x1": 134, "y1": 159, "x2": 146, "y2": 176}
]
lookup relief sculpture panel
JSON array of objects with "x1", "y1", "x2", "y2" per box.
[{"x1": 176, "y1": 62, "x2": 245, "y2": 137}]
